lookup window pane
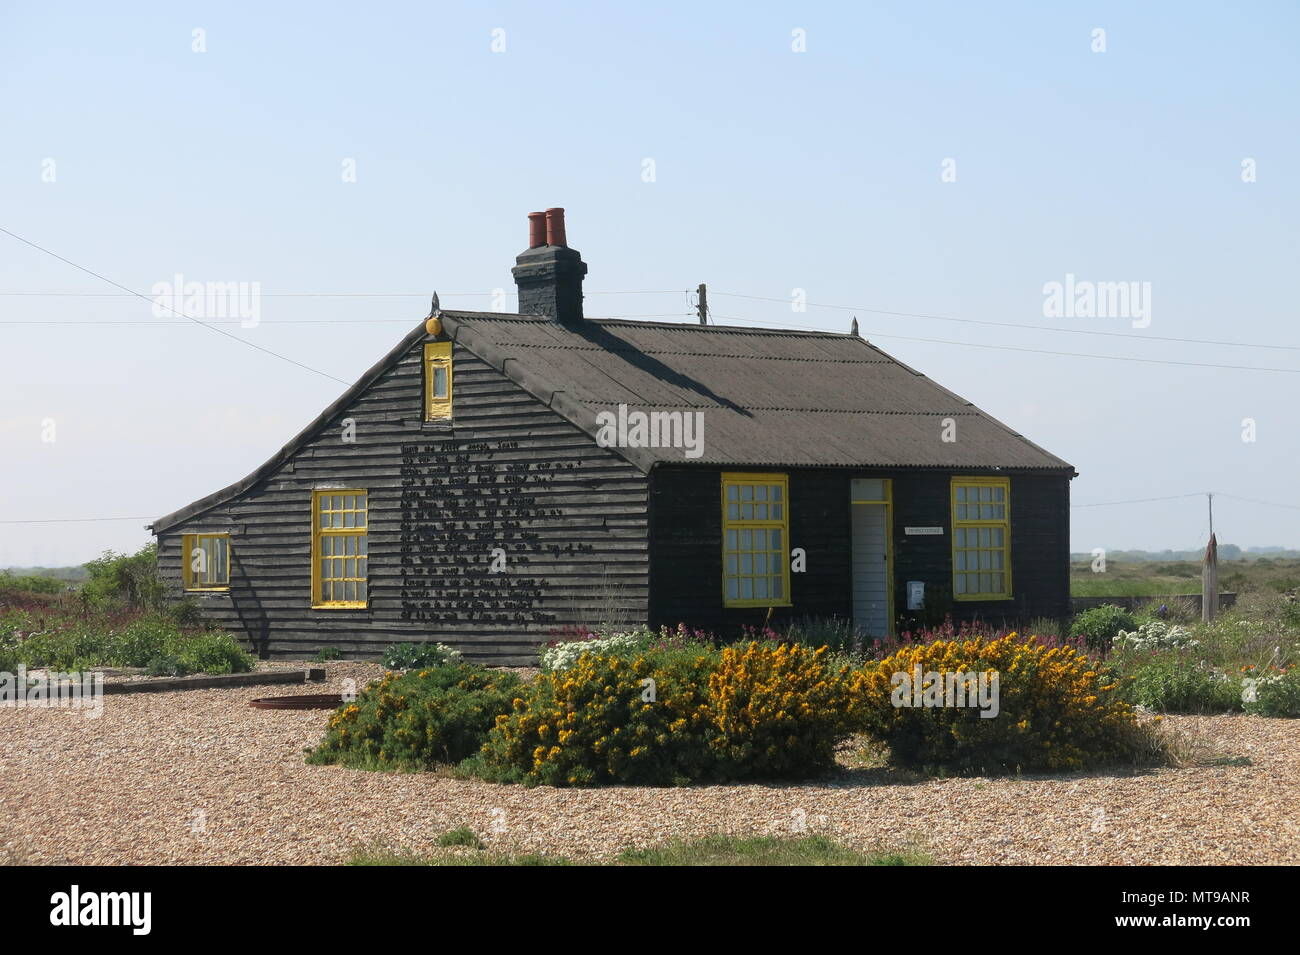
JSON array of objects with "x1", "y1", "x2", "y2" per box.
[
  {"x1": 740, "y1": 578, "x2": 753, "y2": 599},
  {"x1": 741, "y1": 485, "x2": 753, "y2": 501},
  {"x1": 755, "y1": 485, "x2": 768, "y2": 501},
  {"x1": 726, "y1": 578, "x2": 738, "y2": 599},
  {"x1": 771, "y1": 503, "x2": 782, "y2": 520},
  {"x1": 771, "y1": 529, "x2": 781, "y2": 550},
  {"x1": 755, "y1": 577, "x2": 769, "y2": 598},
  {"x1": 772, "y1": 577, "x2": 783, "y2": 599}
]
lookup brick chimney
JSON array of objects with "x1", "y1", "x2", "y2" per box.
[{"x1": 511, "y1": 208, "x2": 587, "y2": 324}]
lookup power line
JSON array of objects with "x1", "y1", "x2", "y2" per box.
[
  {"x1": 0, "y1": 289, "x2": 688, "y2": 297},
  {"x1": 1072, "y1": 493, "x2": 1207, "y2": 508},
  {"x1": 0, "y1": 516, "x2": 154, "y2": 525},
  {"x1": 712, "y1": 290, "x2": 1300, "y2": 354},
  {"x1": 711, "y1": 313, "x2": 1300, "y2": 374},
  {"x1": 858, "y1": 330, "x2": 1300, "y2": 375},
  {"x1": 0, "y1": 226, "x2": 349, "y2": 385},
  {"x1": 0, "y1": 313, "x2": 695, "y2": 326}
]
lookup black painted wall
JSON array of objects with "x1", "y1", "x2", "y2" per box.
[
  {"x1": 647, "y1": 465, "x2": 1071, "y2": 638},
  {"x1": 156, "y1": 337, "x2": 649, "y2": 664}
]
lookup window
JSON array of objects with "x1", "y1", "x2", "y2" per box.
[
  {"x1": 951, "y1": 477, "x2": 1011, "y2": 600},
  {"x1": 182, "y1": 533, "x2": 230, "y2": 591},
  {"x1": 722, "y1": 473, "x2": 791, "y2": 607},
  {"x1": 312, "y1": 490, "x2": 368, "y2": 608},
  {"x1": 424, "y1": 342, "x2": 452, "y2": 419}
]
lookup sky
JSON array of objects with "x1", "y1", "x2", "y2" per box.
[{"x1": 1, "y1": 0, "x2": 1297, "y2": 567}]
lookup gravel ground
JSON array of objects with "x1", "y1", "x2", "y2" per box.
[{"x1": 1, "y1": 662, "x2": 1295, "y2": 866}]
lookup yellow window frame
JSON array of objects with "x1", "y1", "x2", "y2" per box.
[
  {"x1": 424, "y1": 342, "x2": 452, "y2": 420},
  {"x1": 951, "y1": 476, "x2": 1012, "y2": 601},
  {"x1": 312, "y1": 489, "x2": 369, "y2": 609},
  {"x1": 182, "y1": 533, "x2": 230, "y2": 591},
  {"x1": 721, "y1": 472, "x2": 792, "y2": 608}
]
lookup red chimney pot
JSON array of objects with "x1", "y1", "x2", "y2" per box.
[
  {"x1": 527, "y1": 211, "x2": 547, "y2": 249},
  {"x1": 544, "y1": 207, "x2": 567, "y2": 248}
]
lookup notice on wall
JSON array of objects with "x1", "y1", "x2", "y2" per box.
[{"x1": 904, "y1": 526, "x2": 944, "y2": 536}]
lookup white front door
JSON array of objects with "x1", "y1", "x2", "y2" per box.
[{"x1": 851, "y1": 479, "x2": 892, "y2": 638}]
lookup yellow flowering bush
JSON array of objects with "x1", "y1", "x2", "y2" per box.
[
  {"x1": 473, "y1": 642, "x2": 858, "y2": 786},
  {"x1": 851, "y1": 635, "x2": 1150, "y2": 773},
  {"x1": 306, "y1": 663, "x2": 521, "y2": 771}
]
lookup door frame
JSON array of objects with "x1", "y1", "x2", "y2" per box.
[{"x1": 850, "y1": 478, "x2": 894, "y2": 638}]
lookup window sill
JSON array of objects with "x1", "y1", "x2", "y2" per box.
[
  {"x1": 185, "y1": 588, "x2": 230, "y2": 594},
  {"x1": 723, "y1": 601, "x2": 794, "y2": 610},
  {"x1": 419, "y1": 419, "x2": 454, "y2": 432},
  {"x1": 953, "y1": 595, "x2": 1013, "y2": 602},
  {"x1": 311, "y1": 603, "x2": 370, "y2": 611}
]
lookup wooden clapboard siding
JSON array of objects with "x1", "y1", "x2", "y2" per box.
[
  {"x1": 647, "y1": 466, "x2": 1070, "y2": 637},
  {"x1": 157, "y1": 341, "x2": 649, "y2": 664}
]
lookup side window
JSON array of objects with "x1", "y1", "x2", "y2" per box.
[
  {"x1": 424, "y1": 342, "x2": 452, "y2": 420},
  {"x1": 312, "y1": 490, "x2": 369, "y2": 607},
  {"x1": 183, "y1": 533, "x2": 230, "y2": 591}
]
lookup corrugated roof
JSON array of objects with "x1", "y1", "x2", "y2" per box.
[
  {"x1": 152, "y1": 310, "x2": 1072, "y2": 533},
  {"x1": 444, "y1": 313, "x2": 1073, "y2": 472}
]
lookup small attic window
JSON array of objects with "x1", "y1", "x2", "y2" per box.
[{"x1": 424, "y1": 342, "x2": 452, "y2": 420}]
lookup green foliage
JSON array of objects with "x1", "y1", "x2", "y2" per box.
[
  {"x1": 435, "y1": 827, "x2": 484, "y2": 849},
  {"x1": 854, "y1": 635, "x2": 1158, "y2": 773},
  {"x1": 1119, "y1": 656, "x2": 1242, "y2": 713},
  {"x1": 175, "y1": 632, "x2": 254, "y2": 674},
  {"x1": 81, "y1": 544, "x2": 166, "y2": 611},
  {"x1": 348, "y1": 848, "x2": 570, "y2": 866},
  {"x1": 1245, "y1": 668, "x2": 1300, "y2": 718},
  {"x1": 781, "y1": 615, "x2": 859, "y2": 654},
  {"x1": 307, "y1": 663, "x2": 522, "y2": 771},
  {"x1": 474, "y1": 643, "x2": 859, "y2": 787},
  {"x1": 0, "y1": 572, "x2": 67, "y2": 596},
  {"x1": 380, "y1": 641, "x2": 463, "y2": 671},
  {"x1": 9, "y1": 615, "x2": 252, "y2": 674},
  {"x1": 616, "y1": 834, "x2": 931, "y2": 867},
  {"x1": 146, "y1": 655, "x2": 188, "y2": 677},
  {"x1": 1071, "y1": 604, "x2": 1137, "y2": 651},
  {"x1": 315, "y1": 646, "x2": 343, "y2": 662}
]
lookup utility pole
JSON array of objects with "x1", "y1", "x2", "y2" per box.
[
  {"x1": 1203, "y1": 492, "x2": 1218, "y2": 623},
  {"x1": 696, "y1": 283, "x2": 708, "y2": 325}
]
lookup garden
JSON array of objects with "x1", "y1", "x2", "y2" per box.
[
  {"x1": 0, "y1": 546, "x2": 254, "y2": 677},
  {"x1": 307, "y1": 588, "x2": 1300, "y2": 788}
]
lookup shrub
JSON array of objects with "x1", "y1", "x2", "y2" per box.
[
  {"x1": 381, "y1": 642, "x2": 463, "y2": 671},
  {"x1": 435, "y1": 827, "x2": 484, "y2": 849},
  {"x1": 475, "y1": 642, "x2": 858, "y2": 786},
  {"x1": 175, "y1": 632, "x2": 254, "y2": 674},
  {"x1": 1113, "y1": 620, "x2": 1198, "y2": 653},
  {"x1": 540, "y1": 627, "x2": 653, "y2": 673},
  {"x1": 316, "y1": 647, "x2": 342, "y2": 662},
  {"x1": 146, "y1": 655, "x2": 188, "y2": 677},
  {"x1": 1244, "y1": 667, "x2": 1300, "y2": 717},
  {"x1": 307, "y1": 664, "x2": 521, "y2": 771},
  {"x1": 851, "y1": 635, "x2": 1153, "y2": 773},
  {"x1": 5, "y1": 615, "x2": 251, "y2": 674},
  {"x1": 1071, "y1": 604, "x2": 1137, "y2": 651},
  {"x1": 706, "y1": 643, "x2": 861, "y2": 779},
  {"x1": 474, "y1": 646, "x2": 718, "y2": 786},
  {"x1": 1119, "y1": 655, "x2": 1241, "y2": 714},
  {"x1": 781, "y1": 616, "x2": 859, "y2": 654},
  {"x1": 82, "y1": 544, "x2": 166, "y2": 611}
]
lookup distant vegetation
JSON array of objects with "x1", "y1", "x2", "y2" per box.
[
  {"x1": 1071, "y1": 557, "x2": 1300, "y2": 597},
  {"x1": 0, "y1": 545, "x2": 253, "y2": 676}
]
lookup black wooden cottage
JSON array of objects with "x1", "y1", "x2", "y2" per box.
[{"x1": 152, "y1": 209, "x2": 1076, "y2": 663}]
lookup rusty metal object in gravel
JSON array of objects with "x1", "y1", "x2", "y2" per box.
[{"x1": 249, "y1": 694, "x2": 346, "y2": 710}]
